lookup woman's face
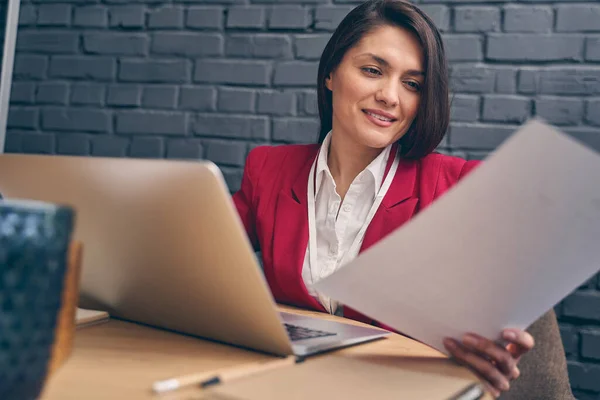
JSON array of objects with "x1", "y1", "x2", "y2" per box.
[{"x1": 326, "y1": 24, "x2": 424, "y2": 150}]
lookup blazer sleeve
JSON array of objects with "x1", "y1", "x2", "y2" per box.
[
  {"x1": 232, "y1": 146, "x2": 268, "y2": 251},
  {"x1": 458, "y1": 159, "x2": 482, "y2": 180}
]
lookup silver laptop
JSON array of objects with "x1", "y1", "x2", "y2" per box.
[{"x1": 0, "y1": 154, "x2": 389, "y2": 357}]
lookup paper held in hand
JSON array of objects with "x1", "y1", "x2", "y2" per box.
[{"x1": 313, "y1": 119, "x2": 600, "y2": 355}]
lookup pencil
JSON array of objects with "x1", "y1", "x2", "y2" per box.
[{"x1": 152, "y1": 355, "x2": 302, "y2": 394}]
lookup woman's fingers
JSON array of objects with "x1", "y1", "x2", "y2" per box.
[
  {"x1": 502, "y1": 329, "x2": 535, "y2": 360},
  {"x1": 461, "y1": 333, "x2": 519, "y2": 379},
  {"x1": 444, "y1": 338, "x2": 511, "y2": 394}
]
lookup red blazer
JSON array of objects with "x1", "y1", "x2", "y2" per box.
[{"x1": 232, "y1": 144, "x2": 480, "y2": 329}]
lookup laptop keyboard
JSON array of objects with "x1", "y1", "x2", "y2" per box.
[{"x1": 284, "y1": 323, "x2": 337, "y2": 341}]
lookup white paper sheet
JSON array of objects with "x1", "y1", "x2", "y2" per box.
[{"x1": 313, "y1": 119, "x2": 600, "y2": 355}]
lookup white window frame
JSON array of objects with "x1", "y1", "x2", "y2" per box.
[{"x1": 0, "y1": 0, "x2": 21, "y2": 153}]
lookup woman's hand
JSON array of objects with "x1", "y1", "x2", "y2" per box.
[{"x1": 443, "y1": 329, "x2": 535, "y2": 398}]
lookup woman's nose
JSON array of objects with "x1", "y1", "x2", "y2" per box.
[{"x1": 375, "y1": 81, "x2": 399, "y2": 108}]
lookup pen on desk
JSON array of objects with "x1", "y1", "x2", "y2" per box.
[
  {"x1": 447, "y1": 382, "x2": 485, "y2": 400},
  {"x1": 152, "y1": 355, "x2": 302, "y2": 394}
]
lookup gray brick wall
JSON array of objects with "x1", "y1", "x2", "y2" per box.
[{"x1": 4, "y1": 0, "x2": 600, "y2": 396}]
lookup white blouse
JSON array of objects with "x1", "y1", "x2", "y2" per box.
[{"x1": 301, "y1": 131, "x2": 398, "y2": 314}]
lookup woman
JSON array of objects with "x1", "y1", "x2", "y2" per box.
[{"x1": 233, "y1": 0, "x2": 573, "y2": 398}]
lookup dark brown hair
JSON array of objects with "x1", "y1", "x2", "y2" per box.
[{"x1": 317, "y1": 0, "x2": 449, "y2": 159}]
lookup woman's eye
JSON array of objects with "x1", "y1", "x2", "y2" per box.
[
  {"x1": 405, "y1": 81, "x2": 421, "y2": 91},
  {"x1": 362, "y1": 67, "x2": 381, "y2": 76}
]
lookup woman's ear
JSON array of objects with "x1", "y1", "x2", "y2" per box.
[{"x1": 325, "y1": 73, "x2": 333, "y2": 91}]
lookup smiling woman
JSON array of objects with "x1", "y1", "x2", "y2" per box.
[{"x1": 232, "y1": 0, "x2": 574, "y2": 399}]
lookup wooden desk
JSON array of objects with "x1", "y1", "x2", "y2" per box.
[{"x1": 41, "y1": 306, "x2": 491, "y2": 400}]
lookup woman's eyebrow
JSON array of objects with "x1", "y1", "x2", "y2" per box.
[{"x1": 355, "y1": 53, "x2": 424, "y2": 76}]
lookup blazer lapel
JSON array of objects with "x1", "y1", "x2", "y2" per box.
[
  {"x1": 271, "y1": 150, "x2": 324, "y2": 311},
  {"x1": 360, "y1": 158, "x2": 419, "y2": 252}
]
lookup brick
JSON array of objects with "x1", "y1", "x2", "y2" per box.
[
  {"x1": 493, "y1": 67, "x2": 517, "y2": 94},
  {"x1": 454, "y1": 6, "x2": 500, "y2": 32},
  {"x1": 83, "y1": 33, "x2": 148, "y2": 56},
  {"x1": 482, "y1": 95, "x2": 530, "y2": 123},
  {"x1": 556, "y1": 5, "x2": 600, "y2": 32},
  {"x1": 109, "y1": 5, "x2": 144, "y2": 28},
  {"x1": 272, "y1": 118, "x2": 319, "y2": 143},
  {"x1": 204, "y1": 140, "x2": 247, "y2": 167},
  {"x1": 568, "y1": 361, "x2": 600, "y2": 392},
  {"x1": 586, "y1": 37, "x2": 600, "y2": 61},
  {"x1": 226, "y1": 35, "x2": 292, "y2": 59},
  {"x1": 42, "y1": 108, "x2": 111, "y2": 133},
  {"x1": 151, "y1": 33, "x2": 223, "y2": 57},
  {"x1": 180, "y1": 87, "x2": 216, "y2": 111},
  {"x1": 166, "y1": 139, "x2": 203, "y2": 160},
  {"x1": 49, "y1": 56, "x2": 115, "y2": 81},
  {"x1": 186, "y1": 7, "x2": 223, "y2": 30},
  {"x1": 119, "y1": 59, "x2": 189, "y2": 83},
  {"x1": 563, "y1": 291, "x2": 600, "y2": 320},
  {"x1": 74, "y1": 6, "x2": 107, "y2": 27},
  {"x1": 17, "y1": 31, "x2": 78, "y2": 54},
  {"x1": 418, "y1": 5, "x2": 449, "y2": 32},
  {"x1": 220, "y1": 167, "x2": 243, "y2": 193},
  {"x1": 257, "y1": 90, "x2": 296, "y2": 116},
  {"x1": 252, "y1": 0, "x2": 326, "y2": 3},
  {"x1": 586, "y1": 99, "x2": 600, "y2": 127},
  {"x1": 449, "y1": 65, "x2": 495, "y2": 94},
  {"x1": 299, "y1": 90, "x2": 318, "y2": 116},
  {"x1": 314, "y1": 6, "x2": 353, "y2": 31},
  {"x1": 254, "y1": 35, "x2": 292, "y2": 59},
  {"x1": 37, "y1": 4, "x2": 71, "y2": 26},
  {"x1": 36, "y1": 82, "x2": 69, "y2": 105},
  {"x1": 559, "y1": 325, "x2": 579, "y2": 356},
  {"x1": 227, "y1": 7, "x2": 265, "y2": 29},
  {"x1": 581, "y1": 329, "x2": 600, "y2": 360},
  {"x1": 273, "y1": 61, "x2": 318, "y2": 87},
  {"x1": 295, "y1": 34, "x2": 330, "y2": 60},
  {"x1": 193, "y1": 114, "x2": 269, "y2": 140},
  {"x1": 57, "y1": 133, "x2": 91, "y2": 156},
  {"x1": 148, "y1": 6, "x2": 183, "y2": 29},
  {"x1": 70, "y1": 84, "x2": 105, "y2": 106},
  {"x1": 269, "y1": 6, "x2": 310, "y2": 30},
  {"x1": 14, "y1": 55, "x2": 47, "y2": 80},
  {"x1": 91, "y1": 136, "x2": 129, "y2": 157},
  {"x1": 107, "y1": 85, "x2": 141, "y2": 107},
  {"x1": 4, "y1": 132, "x2": 21, "y2": 153},
  {"x1": 116, "y1": 111, "x2": 188, "y2": 136},
  {"x1": 218, "y1": 88, "x2": 255, "y2": 113},
  {"x1": 535, "y1": 97, "x2": 583, "y2": 126},
  {"x1": 10, "y1": 82, "x2": 36, "y2": 104},
  {"x1": 143, "y1": 86, "x2": 177, "y2": 109},
  {"x1": 449, "y1": 123, "x2": 514, "y2": 150},
  {"x1": 487, "y1": 34, "x2": 583, "y2": 62},
  {"x1": 442, "y1": 35, "x2": 482, "y2": 61},
  {"x1": 503, "y1": 6, "x2": 552, "y2": 33},
  {"x1": 20, "y1": 133, "x2": 55, "y2": 154},
  {"x1": 7, "y1": 108, "x2": 38, "y2": 130},
  {"x1": 450, "y1": 95, "x2": 480, "y2": 122},
  {"x1": 130, "y1": 137, "x2": 164, "y2": 158},
  {"x1": 538, "y1": 68, "x2": 600, "y2": 95},
  {"x1": 19, "y1": 5, "x2": 37, "y2": 26},
  {"x1": 517, "y1": 68, "x2": 538, "y2": 94},
  {"x1": 194, "y1": 60, "x2": 270, "y2": 86}
]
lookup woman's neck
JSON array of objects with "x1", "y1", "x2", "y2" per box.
[{"x1": 327, "y1": 132, "x2": 384, "y2": 200}]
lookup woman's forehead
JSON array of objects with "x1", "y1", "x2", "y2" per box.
[{"x1": 347, "y1": 25, "x2": 424, "y2": 72}]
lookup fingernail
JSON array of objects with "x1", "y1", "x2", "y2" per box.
[
  {"x1": 513, "y1": 367, "x2": 520, "y2": 379},
  {"x1": 503, "y1": 331, "x2": 517, "y2": 341},
  {"x1": 501, "y1": 381, "x2": 510, "y2": 391},
  {"x1": 463, "y1": 334, "x2": 479, "y2": 347}
]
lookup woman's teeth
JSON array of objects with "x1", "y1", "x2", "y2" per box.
[{"x1": 365, "y1": 111, "x2": 393, "y2": 122}]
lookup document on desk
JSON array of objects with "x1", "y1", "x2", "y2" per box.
[{"x1": 313, "y1": 119, "x2": 600, "y2": 355}]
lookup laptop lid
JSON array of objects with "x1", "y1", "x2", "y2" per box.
[{"x1": 0, "y1": 154, "x2": 294, "y2": 356}]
